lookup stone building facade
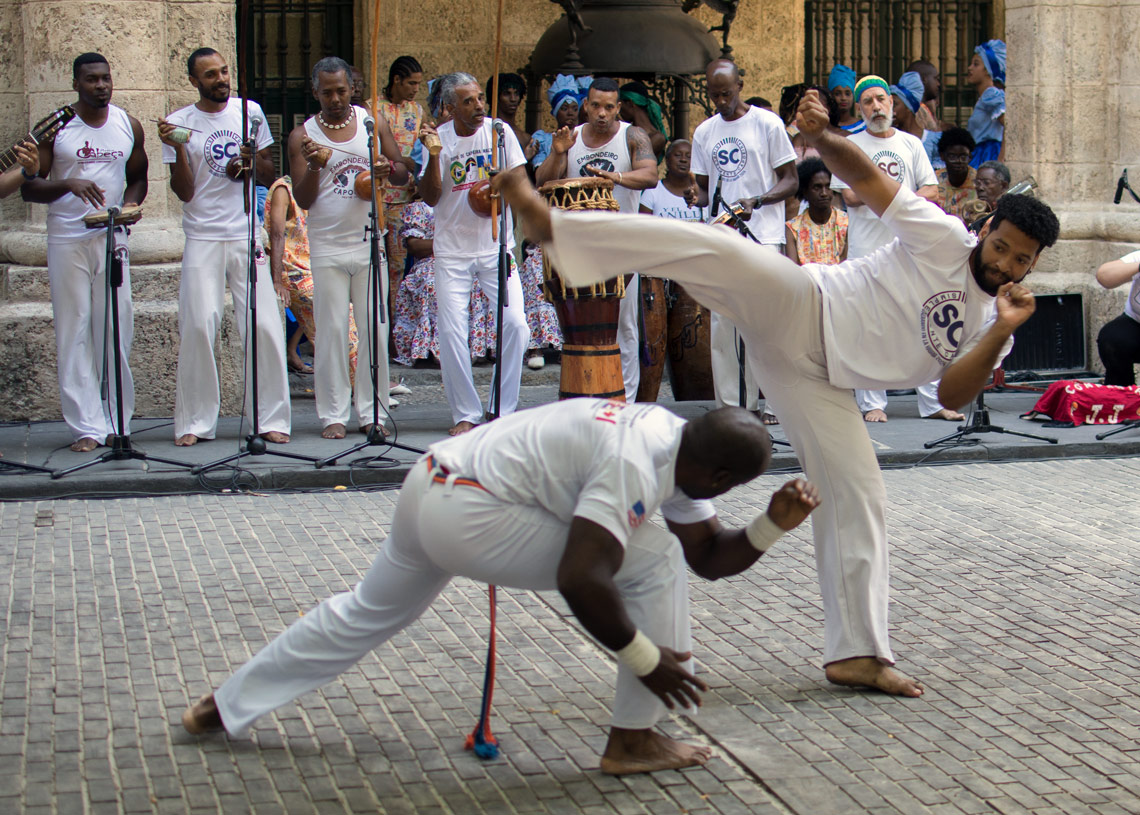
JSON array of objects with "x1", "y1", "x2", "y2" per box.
[{"x1": 0, "y1": 0, "x2": 1134, "y2": 421}]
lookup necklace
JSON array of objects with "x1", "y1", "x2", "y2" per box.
[{"x1": 318, "y1": 108, "x2": 354, "y2": 130}]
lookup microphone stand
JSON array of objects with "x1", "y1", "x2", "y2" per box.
[
  {"x1": 195, "y1": 115, "x2": 320, "y2": 474},
  {"x1": 53, "y1": 211, "x2": 196, "y2": 478},
  {"x1": 318, "y1": 117, "x2": 424, "y2": 467},
  {"x1": 924, "y1": 387, "x2": 1058, "y2": 448},
  {"x1": 487, "y1": 121, "x2": 510, "y2": 420},
  {"x1": 709, "y1": 179, "x2": 755, "y2": 416}
]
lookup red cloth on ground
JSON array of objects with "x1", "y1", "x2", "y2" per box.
[{"x1": 1024, "y1": 380, "x2": 1140, "y2": 426}]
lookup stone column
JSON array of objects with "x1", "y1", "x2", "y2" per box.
[{"x1": 1006, "y1": 0, "x2": 1139, "y2": 371}]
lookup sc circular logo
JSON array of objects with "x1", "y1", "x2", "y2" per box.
[
  {"x1": 920, "y1": 290, "x2": 967, "y2": 363},
  {"x1": 203, "y1": 129, "x2": 241, "y2": 177},
  {"x1": 870, "y1": 149, "x2": 907, "y2": 184},
  {"x1": 713, "y1": 137, "x2": 748, "y2": 181}
]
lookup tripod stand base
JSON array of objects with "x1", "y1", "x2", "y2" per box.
[
  {"x1": 0, "y1": 458, "x2": 54, "y2": 475},
  {"x1": 192, "y1": 434, "x2": 321, "y2": 475},
  {"x1": 924, "y1": 405, "x2": 1058, "y2": 448},
  {"x1": 1096, "y1": 420, "x2": 1140, "y2": 440},
  {"x1": 52, "y1": 434, "x2": 196, "y2": 479},
  {"x1": 316, "y1": 425, "x2": 427, "y2": 468}
]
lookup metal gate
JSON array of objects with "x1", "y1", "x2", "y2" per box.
[
  {"x1": 804, "y1": 1, "x2": 993, "y2": 126},
  {"x1": 237, "y1": 0, "x2": 356, "y2": 175}
]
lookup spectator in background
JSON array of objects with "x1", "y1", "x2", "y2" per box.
[
  {"x1": 974, "y1": 159, "x2": 1010, "y2": 213},
  {"x1": 1095, "y1": 252, "x2": 1140, "y2": 386},
  {"x1": 620, "y1": 81, "x2": 668, "y2": 160},
  {"x1": 933, "y1": 127, "x2": 979, "y2": 223},
  {"x1": 487, "y1": 72, "x2": 530, "y2": 153},
  {"x1": 966, "y1": 39, "x2": 1006, "y2": 167},
  {"x1": 828, "y1": 64, "x2": 864, "y2": 135},
  {"x1": 785, "y1": 157, "x2": 847, "y2": 266},
  {"x1": 526, "y1": 74, "x2": 580, "y2": 169},
  {"x1": 907, "y1": 59, "x2": 944, "y2": 134},
  {"x1": 745, "y1": 96, "x2": 772, "y2": 111}
]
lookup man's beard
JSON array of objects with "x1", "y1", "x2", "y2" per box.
[
  {"x1": 970, "y1": 238, "x2": 1004, "y2": 296},
  {"x1": 865, "y1": 110, "x2": 893, "y2": 134}
]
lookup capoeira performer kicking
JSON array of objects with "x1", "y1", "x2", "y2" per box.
[
  {"x1": 182, "y1": 400, "x2": 818, "y2": 774},
  {"x1": 495, "y1": 89, "x2": 1059, "y2": 696}
]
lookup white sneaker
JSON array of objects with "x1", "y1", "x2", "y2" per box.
[
  {"x1": 390, "y1": 381, "x2": 411, "y2": 395},
  {"x1": 527, "y1": 354, "x2": 545, "y2": 370}
]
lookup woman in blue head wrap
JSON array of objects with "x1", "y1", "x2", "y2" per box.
[
  {"x1": 827, "y1": 64, "x2": 864, "y2": 134},
  {"x1": 525, "y1": 74, "x2": 581, "y2": 168},
  {"x1": 965, "y1": 39, "x2": 1006, "y2": 167}
]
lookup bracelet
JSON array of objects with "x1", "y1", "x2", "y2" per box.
[
  {"x1": 615, "y1": 630, "x2": 661, "y2": 677},
  {"x1": 617, "y1": 172, "x2": 623, "y2": 186},
  {"x1": 21, "y1": 167, "x2": 35, "y2": 180},
  {"x1": 745, "y1": 512, "x2": 784, "y2": 553}
]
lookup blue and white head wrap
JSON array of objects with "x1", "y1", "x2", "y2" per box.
[
  {"x1": 547, "y1": 74, "x2": 579, "y2": 116},
  {"x1": 975, "y1": 39, "x2": 1006, "y2": 85},
  {"x1": 890, "y1": 71, "x2": 924, "y2": 114},
  {"x1": 576, "y1": 75, "x2": 594, "y2": 102}
]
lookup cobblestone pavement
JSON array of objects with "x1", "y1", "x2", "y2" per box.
[{"x1": 2, "y1": 458, "x2": 1140, "y2": 814}]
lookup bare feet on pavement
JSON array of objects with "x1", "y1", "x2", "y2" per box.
[
  {"x1": 825, "y1": 657, "x2": 924, "y2": 697},
  {"x1": 70, "y1": 437, "x2": 99, "y2": 453},
  {"x1": 260, "y1": 431, "x2": 290, "y2": 444},
  {"x1": 600, "y1": 727, "x2": 712, "y2": 775},
  {"x1": 175, "y1": 434, "x2": 200, "y2": 447},
  {"x1": 181, "y1": 693, "x2": 224, "y2": 735},
  {"x1": 322, "y1": 423, "x2": 346, "y2": 439},
  {"x1": 927, "y1": 408, "x2": 965, "y2": 421},
  {"x1": 863, "y1": 409, "x2": 887, "y2": 423},
  {"x1": 449, "y1": 421, "x2": 476, "y2": 436},
  {"x1": 360, "y1": 423, "x2": 390, "y2": 438}
]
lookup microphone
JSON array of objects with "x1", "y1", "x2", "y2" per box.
[
  {"x1": 250, "y1": 116, "x2": 262, "y2": 139},
  {"x1": 1115, "y1": 169, "x2": 1128, "y2": 205},
  {"x1": 106, "y1": 205, "x2": 122, "y2": 218},
  {"x1": 363, "y1": 116, "x2": 375, "y2": 136},
  {"x1": 493, "y1": 121, "x2": 504, "y2": 135},
  {"x1": 710, "y1": 174, "x2": 723, "y2": 218}
]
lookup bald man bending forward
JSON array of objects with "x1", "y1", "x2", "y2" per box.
[{"x1": 182, "y1": 399, "x2": 818, "y2": 775}]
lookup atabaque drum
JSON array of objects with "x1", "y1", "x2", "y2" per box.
[
  {"x1": 635, "y1": 275, "x2": 668, "y2": 402},
  {"x1": 666, "y1": 282, "x2": 714, "y2": 401},
  {"x1": 538, "y1": 177, "x2": 628, "y2": 401}
]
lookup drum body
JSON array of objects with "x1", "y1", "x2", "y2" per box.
[
  {"x1": 538, "y1": 177, "x2": 627, "y2": 401},
  {"x1": 666, "y1": 283, "x2": 714, "y2": 401},
  {"x1": 635, "y1": 276, "x2": 667, "y2": 402}
]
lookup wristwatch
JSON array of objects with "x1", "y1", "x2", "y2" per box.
[{"x1": 21, "y1": 167, "x2": 36, "y2": 180}]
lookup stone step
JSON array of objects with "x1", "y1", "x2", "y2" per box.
[{"x1": 1, "y1": 262, "x2": 184, "y2": 303}]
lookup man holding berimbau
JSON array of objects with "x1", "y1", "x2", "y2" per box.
[{"x1": 22, "y1": 52, "x2": 147, "y2": 453}]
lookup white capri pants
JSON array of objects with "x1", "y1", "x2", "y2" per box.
[
  {"x1": 47, "y1": 229, "x2": 134, "y2": 442},
  {"x1": 310, "y1": 245, "x2": 388, "y2": 429},
  {"x1": 175, "y1": 238, "x2": 291, "y2": 440},
  {"x1": 434, "y1": 252, "x2": 528, "y2": 425},
  {"x1": 856, "y1": 382, "x2": 947, "y2": 417},
  {"x1": 214, "y1": 456, "x2": 692, "y2": 736},
  {"x1": 617, "y1": 274, "x2": 641, "y2": 402},
  {"x1": 548, "y1": 211, "x2": 894, "y2": 666}
]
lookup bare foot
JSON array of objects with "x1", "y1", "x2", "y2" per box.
[
  {"x1": 181, "y1": 693, "x2": 224, "y2": 735},
  {"x1": 287, "y1": 356, "x2": 312, "y2": 374},
  {"x1": 863, "y1": 409, "x2": 888, "y2": 423},
  {"x1": 762, "y1": 411, "x2": 779, "y2": 426},
  {"x1": 69, "y1": 437, "x2": 99, "y2": 453},
  {"x1": 449, "y1": 421, "x2": 476, "y2": 436},
  {"x1": 322, "y1": 423, "x2": 347, "y2": 439},
  {"x1": 260, "y1": 431, "x2": 290, "y2": 444},
  {"x1": 926, "y1": 408, "x2": 965, "y2": 421},
  {"x1": 175, "y1": 434, "x2": 200, "y2": 447},
  {"x1": 360, "y1": 423, "x2": 391, "y2": 438},
  {"x1": 600, "y1": 727, "x2": 711, "y2": 775},
  {"x1": 825, "y1": 657, "x2": 924, "y2": 697}
]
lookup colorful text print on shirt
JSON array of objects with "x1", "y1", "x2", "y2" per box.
[
  {"x1": 577, "y1": 150, "x2": 618, "y2": 176},
  {"x1": 449, "y1": 151, "x2": 491, "y2": 191},
  {"x1": 329, "y1": 156, "x2": 368, "y2": 199},
  {"x1": 76, "y1": 141, "x2": 125, "y2": 163}
]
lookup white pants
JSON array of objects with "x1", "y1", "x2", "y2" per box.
[
  {"x1": 214, "y1": 457, "x2": 691, "y2": 736},
  {"x1": 175, "y1": 238, "x2": 290, "y2": 440},
  {"x1": 434, "y1": 252, "x2": 528, "y2": 424},
  {"x1": 618, "y1": 275, "x2": 641, "y2": 402},
  {"x1": 47, "y1": 230, "x2": 133, "y2": 441},
  {"x1": 856, "y1": 381, "x2": 945, "y2": 417},
  {"x1": 311, "y1": 246, "x2": 388, "y2": 429},
  {"x1": 711, "y1": 312, "x2": 760, "y2": 411},
  {"x1": 549, "y1": 212, "x2": 893, "y2": 665}
]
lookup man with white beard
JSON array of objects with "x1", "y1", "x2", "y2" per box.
[{"x1": 829, "y1": 76, "x2": 947, "y2": 423}]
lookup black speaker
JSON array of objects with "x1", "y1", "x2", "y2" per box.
[{"x1": 1003, "y1": 293, "x2": 1086, "y2": 373}]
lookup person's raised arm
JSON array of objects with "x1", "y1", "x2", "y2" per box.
[
  {"x1": 122, "y1": 116, "x2": 148, "y2": 206},
  {"x1": 494, "y1": 168, "x2": 551, "y2": 243},
  {"x1": 288, "y1": 126, "x2": 325, "y2": 211},
  {"x1": 1096, "y1": 257, "x2": 1140, "y2": 289},
  {"x1": 797, "y1": 89, "x2": 899, "y2": 217},
  {"x1": 558, "y1": 518, "x2": 708, "y2": 711},
  {"x1": 667, "y1": 479, "x2": 819, "y2": 581},
  {"x1": 416, "y1": 120, "x2": 442, "y2": 207},
  {"x1": 158, "y1": 119, "x2": 196, "y2": 203},
  {"x1": 535, "y1": 125, "x2": 574, "y2": 186},
  {"x1": 937, "y1": 281, "x2": 1035, "y2": 410}
]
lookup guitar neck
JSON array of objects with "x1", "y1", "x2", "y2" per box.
[{"x1": 0, "y1": 140, "x2": 27, "y2": 174}]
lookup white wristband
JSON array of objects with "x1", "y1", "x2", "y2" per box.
[
  {"x1": 615, "y1": 630, "x2": 661, "y2": 677},
  {"x1": 745, "y1": 512, "x2": 784, "y2": 553}
]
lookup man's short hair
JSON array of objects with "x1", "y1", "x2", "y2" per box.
[
  {"x1": 73, "y1": 52, "x2": 109, "y2": 80},
  {"x1": 745, "y1": 96, "x2": 772, "y2": 110},
  {"x1": 588, "y1": 77, "x2": 620, "y2": 97},
  {"x1": 796, "y1": 157, "x2": 831, "y2": 200},
  {"x1": 937, "y1": 127, "x2": 976, "y2": 156},
  {"x1": 978, "y1": 160, "x2": 1011, "y2": 186},
  {"x1": 310, "y1": 56, "x2": 352, "y2": 92},
  {"x1": 486, "y1": 72, "x2": 526, "y2": 99},
  {"x1": 990, "y1": 194, "x2": 1060, "y2": 251},
  {"x1": 439, "y1": 72, "x2": 479, "y2": 108},
  {"x1": 664, "y1": 139, "x2": 690, "y2": 159},
  {"x1": 187, "y1": 47, "x2": 220, "y2": 78}
]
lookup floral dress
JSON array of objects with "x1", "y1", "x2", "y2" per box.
[
  {"x1": 379, "y1": 99, "x2": 424, "y2": 309},
  {"x1": 787, "y1": 208, "x2": 848, "y2": 265},
  {"x1": 393, "y1": 202, "x2": 497, "y2": 365},
  {"x1": 520, "y1": 243, "x2": 563, "y2": 350}
]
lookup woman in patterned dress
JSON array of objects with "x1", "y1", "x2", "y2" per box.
[{"x1": 784, "y1": 158, "x2": 848, "y2": 266}]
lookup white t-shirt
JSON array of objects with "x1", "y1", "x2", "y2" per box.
[
  {"x1": 428, "y1": 399, "x2": 716, "y2": 546},
  {"x1": 639, "y1": 182, "x2": 706, "y2": 223},
  {"x1": 691, "y1": 107, "x2": 797, "y2": 244},
  {"x1": 431, "y1": 118, "x2": 524, "y2": 259},
  {"x1": 302, "y1": 106, "x2": 371, "y2": 257},
  {"x1": 830, "y1": 128, "x2": 936, "y2": 258},
  {"x1": 47, "y1": 105, "x2": 135, "y2": 243},
  {"x1": 803, "y1": 183, "x2": 1011, "y2": 390},
  {"x1": 162, "y1": 98, "x2": 274, "y2": 240},
  {"x1": 1116, "y1": 250, "x2": 1140, "y2": 323},
  {"x1": 566, "y1": 122, "x2": 639, "y2": 214}
]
